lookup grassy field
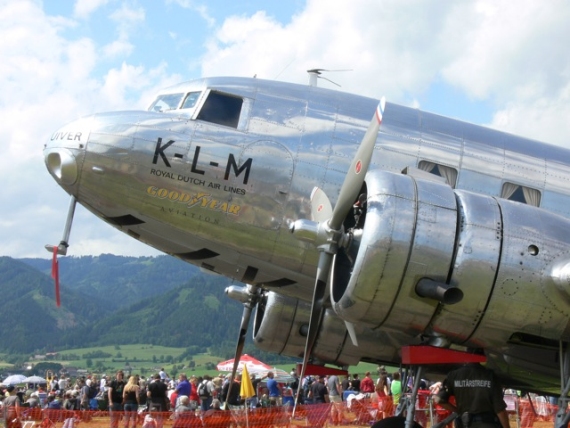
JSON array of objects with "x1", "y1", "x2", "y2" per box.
[
  {"x1": 27, "y1": 344, "x2": 388, "y2": 380},
  {"x1": 50, "y1": 344, "x2": 217, "y2": 376}
]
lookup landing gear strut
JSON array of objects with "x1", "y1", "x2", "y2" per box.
[{"x1": 555, "y1": 341, "x2": 570, "y2": 428}]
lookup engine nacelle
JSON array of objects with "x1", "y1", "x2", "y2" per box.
[
  {"x1": 331, "y1": 170, "x2": 570, "y2": 349},
  {"x1": 252, "y1": 291, "x2": 406, "y2": 366}
]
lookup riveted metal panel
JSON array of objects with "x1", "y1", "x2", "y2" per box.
[
  {"x1": 470, "y1": 198, "x2": 570, "y2": 347},
  {"x1": 380, "y1": 177, "x2": 457, "y2": 334},
  {"x1": 430, "y1": 191, "x2": 501, "y2": 342}
]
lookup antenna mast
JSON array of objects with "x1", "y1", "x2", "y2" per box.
[{"x1": 306, "y1": 68, "x2": 352, "y2": 87}]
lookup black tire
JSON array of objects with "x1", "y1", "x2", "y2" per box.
[{"x1": 372, "y1": 416, "x2": 423, "y2": 428}]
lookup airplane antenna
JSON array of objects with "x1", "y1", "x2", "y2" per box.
[
  {"x1": 273, "y1": 56, "x2": 296, "y2": 80},
  {"x1": 307, "y1": 68, "x2": 352, "y2": 87}
]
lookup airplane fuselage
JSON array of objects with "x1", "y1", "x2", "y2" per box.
[{"x1": 45, "y1": 77, "x2": 570, "y2": 392}]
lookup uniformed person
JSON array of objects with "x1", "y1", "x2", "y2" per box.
[{"x1": 435, "y1": 363, "x2": 510, "y2": 428}]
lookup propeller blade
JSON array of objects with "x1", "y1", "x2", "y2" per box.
[
  {"x1": 330, "y1": 99, "x2": 385, "y2": 230},
  {"x1": 310, "y1": 187, "x2": 332, "y2": 222},
  {"x1": 345, "y1": 321, "x2": 359, "y2": 347},
  {"x1": 294, "y1": 252, "x2": 331, "y2": 413},
  {"x1": 292, "y1": 100, "x2": 386, "y2": 415}
]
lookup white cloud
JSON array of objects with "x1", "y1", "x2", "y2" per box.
[
  {"x1": 0, "y1": 0, "x2": 177, "y2": 258},
  {"x1": 441, "y1": 1, "x2": 570, "y2": 101},
  {"x1": 3, "y1": 0, "x2": 570, "y2": 258},
  {"x1": 202, "y1": 1, "x2": 458, "y2": 100},
  {"x1": 104, "y1": 3, "x2": 144, "y2": 59},
  {"x1": 102, "y1": 39, "x2": 134, "y2": 59},
  {"x1": 166, "y1": 0, "x2": 216, "y2": 27},
  {"x1": 490, "y1": 83, "x2": 570, "y2": 147},
  {"x1": 74, "y1": 0, "x2": 109, "y2": 19},
  {"x1": 201, "y1": 0, "x2": 570, "y2": 148},
  {"x1": 109, "y1": 3, "x2": 145, "y2": 33}
]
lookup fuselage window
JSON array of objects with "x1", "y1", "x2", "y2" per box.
[
  {"x1": 418, "y1": 161, "x2": 458, "y2": 188},
  {"x1": 501, "y1": 182, "x2": 541, "y2": 206},
  {"x1": 181, "y1": 92, "x2": 201, "y2": 109},
  {"x1": 148, "y1": 93, "x2": 184, "y2": 112},
  {"x1": 196, "y1": 91, "x2": 243, "y2": 128}
]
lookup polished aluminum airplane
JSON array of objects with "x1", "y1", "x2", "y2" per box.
[{"x1": 45, "y1": 76, "x2": 570, "y2": 412}]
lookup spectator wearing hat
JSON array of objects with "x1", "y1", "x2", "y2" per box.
[
  {"x1": 174, "y1": 396, "x2": 192, "y2": 413},
  {"x1": 202, "y1": 398, "x2": 223, "y2": 419},
  {"x1": 62, "y1": 390, "x2": 76, "y2": 410},
  {"x1": 173, "y1": 395, "x2": 201, "y2": 428},
  {"x1": 26, "y1": 391, "x2": 40, "y2": 408},
  {"x1": 211, "y1": 374, "x2": 223, "y2": 399}
]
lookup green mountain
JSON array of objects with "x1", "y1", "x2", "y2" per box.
[
  {"x1": 60, "y1": 273, "x2": 243, "y2": 350},
  {"x1": 20, "y1": 254, "x2": 200, "y2": 310},
  {"x1": 0, "y1": 257, "x2": 108, "y2": 353},
  {"x1": 0, "y1": 256, "x2": 229, "y2": 352},
  {"x1": 1, "y1": 256, "x2": 295, "y2": 365}
]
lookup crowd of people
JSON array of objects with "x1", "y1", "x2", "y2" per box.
[
  {"x1": 0, "y1": 368, "x2": 303, "y2": 428},
  {"x1": 0, "y1": 363, "x2": 524, "y2": 428},
  {"x1": 0, "y1": 366, "x2": 399, "y2": 421}
]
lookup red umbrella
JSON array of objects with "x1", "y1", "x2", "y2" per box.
[{"x1": 216, "y1": 354, "x2": 271, "y2": 374}]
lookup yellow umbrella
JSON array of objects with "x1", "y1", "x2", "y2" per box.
[{"x1": 240, "y1": 364, "x2": 256, "y2": 399}]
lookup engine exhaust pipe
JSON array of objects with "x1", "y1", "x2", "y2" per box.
[{"x1": 415, "y1": 278, "x2": 463, "y2": 305}]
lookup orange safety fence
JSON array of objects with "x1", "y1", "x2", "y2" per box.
[
  {"x1": 508, "y1": 397, "x2": 560, "y2": 428},
  {"x1": 4, "y1": 401, "x2": 379, "y2": 428},
  {"x1": 3, "y1": 397, "x2": 565, "y2": 428}
]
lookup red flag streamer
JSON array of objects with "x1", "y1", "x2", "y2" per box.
[{"x1": 51, "y1": 247, "x2": 61, "y2": 307}]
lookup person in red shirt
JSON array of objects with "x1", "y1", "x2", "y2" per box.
[
  {"x1": 188, "y1": 376, "x2": 201, "y2": 409},
  {"x1": 360, "y1": 371, "x2": 375, "y2": 394}
]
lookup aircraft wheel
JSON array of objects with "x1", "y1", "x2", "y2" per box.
[{"x1": 371, "y1": 416, "x2": 423, "y2": 428}]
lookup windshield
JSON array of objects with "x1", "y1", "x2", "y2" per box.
[
  {"x1": 180, "y1": 92, "x2": 201, "y2": 109},
  {"x1": 148, "y1": 93, "x2": 184, "y2": 112}
]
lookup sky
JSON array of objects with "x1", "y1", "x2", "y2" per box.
[{"x1": 2, "y1": 0, "x2": 570, "y2": 259}]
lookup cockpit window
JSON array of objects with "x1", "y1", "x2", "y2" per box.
[
  {"x1": 148, "y1": 93, "x2": 184, "y2": 112},
  {"x1": 181, "y1": 92, "x2": 201, "y2": 109},
  {"x1": 196, "y1": 91, "x2": 243, "y2": 128}
]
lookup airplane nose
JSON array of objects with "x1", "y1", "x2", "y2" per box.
[
  {"x1": 44, "y1": 116, "x2": 93, "y2": 187},
  {"x1": 45, "y1": 148, "x2": 78, "y2": 185}
]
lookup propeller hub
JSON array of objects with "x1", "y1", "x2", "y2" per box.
[{"x1": 290, "y1": 219, "x2": 318, "y2": 243}]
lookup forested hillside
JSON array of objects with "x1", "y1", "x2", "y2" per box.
[
  {"x1": 1, "y1": 256, "x2": 240, "y2": 354},
  {"x1": 1, "y1": 255, "x2": 296, "y2": 365},
  {"x1": 21, "y1": 255, "x2": 199, "y2": 310},
  {"x1": 0, "y1": 257, "x2": 108, "y2": 353},
  {"x1": 59, "y1": 273, "x2": 243, "y2": 350}
]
